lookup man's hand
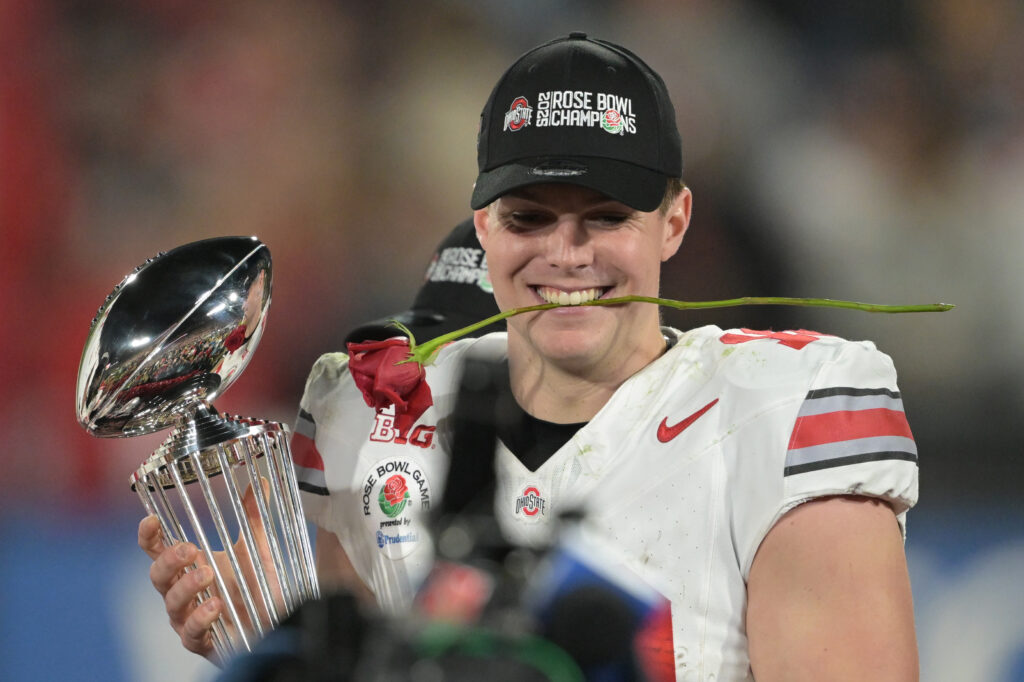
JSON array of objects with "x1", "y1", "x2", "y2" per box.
[
  {"x1": 139, "y1": 515, "x2": 223, "y2": 659},
  {"x1": 137, "y1": 481, "x2": 283, "y2": 662}
]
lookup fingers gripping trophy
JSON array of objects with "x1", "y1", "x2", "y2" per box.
[{"x1": 76, "y1": 236, "x2": 319, "y2": 661}]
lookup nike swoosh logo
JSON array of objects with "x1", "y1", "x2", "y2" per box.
[{"x1": 657, "y1": 398, "x2": 720, "y2": 443}]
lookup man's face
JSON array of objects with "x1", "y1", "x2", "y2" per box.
[
  {"x1": 243, "y1": 269, "x2": 266, "y2": 329},
  {"x1": 474, "y1": 183, "x2": 690, "y2": 371}
]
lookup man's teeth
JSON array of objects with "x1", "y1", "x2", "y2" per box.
[{"x1": 537, "y1": 287, "x2": 605, "y2": 305}]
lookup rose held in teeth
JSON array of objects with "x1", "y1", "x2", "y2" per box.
[{"x1": 472, "y1": 184, "x2": 685, "y2": 372}]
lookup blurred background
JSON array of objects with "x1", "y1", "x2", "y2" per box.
[{"x1": 2, "y1": 0, "x2": 1022, "y2": 679}]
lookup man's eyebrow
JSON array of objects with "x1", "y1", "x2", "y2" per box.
[
  {"x1": 502, "y1": 187, "x2": 623, "y2": 207},
  {"x1": 502, "y1": 188, "x2": 541, "y2": 201}
]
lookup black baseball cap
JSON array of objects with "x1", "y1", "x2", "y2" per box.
[
  {"x1": 471, "y1": 32, "x2": 683, "y2": 212},
  {"x1": 344, "y1": 218, "x2": 502, "y2": 345}
]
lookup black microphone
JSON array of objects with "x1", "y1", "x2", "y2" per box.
[
  {"x1": 432, "y1": 353, "x2": 512, "y2": 566},
  {"x1": 437, "y1": 353, "x2": 504, "y2": 519}
]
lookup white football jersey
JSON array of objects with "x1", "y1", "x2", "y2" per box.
[{"x1": 294, "y1": 325, "x2": 919, "y2": 680}]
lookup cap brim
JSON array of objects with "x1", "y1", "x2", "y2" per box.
[{"x1": 470, "y1": 156, "x2": 668, "y2": 212}]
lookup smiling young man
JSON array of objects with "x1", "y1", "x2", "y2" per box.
[
  {"x1": 142, "y1": 34, "x2": 919, "y2": 681},
  {"x1": 314, "y1": 33, "x2": 917, "y2": 680}
]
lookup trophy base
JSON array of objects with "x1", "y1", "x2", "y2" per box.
[{"x1": 132, "y1": 405, "x2": 319, "y2": 659}]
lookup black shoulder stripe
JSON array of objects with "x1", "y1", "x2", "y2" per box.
[
  {"x1": 784, "y1": 451, "x2": 917, "y2": 476},
  {"x1": 804, "y1": 387, "x2": 901, "y2": 400},
  {"x1": 298, "y1": 481, "x2": 329, "y2": 496}
]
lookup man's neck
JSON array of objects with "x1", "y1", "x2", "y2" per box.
[{"x1": 506, "y1": 329, "x2": 667, "y2": 423}]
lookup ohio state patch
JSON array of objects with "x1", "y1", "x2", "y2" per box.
[
  {"x1": 514, "y1": 485, "x2": 547, "y2": 520},
  {"x1": 503, "y1": 96, "x2": 533, "y2": 131},
  {"x1": 361, "y1": 457, "x2": 431, "y2": 559}
]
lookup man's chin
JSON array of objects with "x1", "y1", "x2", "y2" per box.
[{"x1": 527, "y1": 329, "x2": 610, "y2": 366}]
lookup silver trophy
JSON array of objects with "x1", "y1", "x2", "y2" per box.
[{"x1": 76, "y1": 236, "x2": 319, "y2": 660}]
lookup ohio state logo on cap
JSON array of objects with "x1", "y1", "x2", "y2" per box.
[{"x1": 503, "y1": 96, "x2": 533, "y2": 132}]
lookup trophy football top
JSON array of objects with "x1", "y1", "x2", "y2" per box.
[{"x1": 76, "y1": 235, "x2": 273, "y2": 438}]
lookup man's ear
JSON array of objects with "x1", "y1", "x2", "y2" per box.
[
  {"x1": 661, "y1": 186, "x2": 692, "y2": 262},
  {"x1": 473, "y1": 208, "x2": 491, "y2": 251}
]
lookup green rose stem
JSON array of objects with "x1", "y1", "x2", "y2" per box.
[{"x1": 399, "y1": 295, "x2": 954, "y2": 366}]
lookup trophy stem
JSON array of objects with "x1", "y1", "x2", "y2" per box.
[
  {"x1": 238, "y1": 436, "x2": 296, "y2": 613},
  {"x1": 216, "y1": 443, "x2": 280, "y2": 626},
  {"x1": 189, "y1": 448, "x2": 266, "y2": 641},
  {"x1": 271, "y1": 430, "x2": 321, "y2": 600},
  {"x1": 169, "y1": 457, "x2": 254, "y2": 652},
  {"x1": 261, "y1": 432, "x2": 306, "y2": 611}
]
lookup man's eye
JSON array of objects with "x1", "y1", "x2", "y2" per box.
[
  {"x1": 590, "y1": 214, "x2": 629, "y2": 227},
  {"x1": 506, "y1": 212, "x2": 550, "y2": 229}
]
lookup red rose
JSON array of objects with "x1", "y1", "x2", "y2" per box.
[
  {"x1": 224, "y1": 324, "x2": 247, "y2": 352},
  {"x1": 383, "y1": 474, "x2": 409, "y2": 507},
  {"x1": 347, "y1": 338, "x2": 433, "y2": 441}
]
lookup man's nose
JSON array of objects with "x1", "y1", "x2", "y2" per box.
[{"x1": 545, "y1": 218, "x2": 593, "y2": 269}]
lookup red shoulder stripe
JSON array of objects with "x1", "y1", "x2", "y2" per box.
[
  {"x1": 291, "y1": 431, "x2": 325, "y2": 472},
  {"x1": 788, "y1": 407, "x2": 913, "y2": 450}
]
